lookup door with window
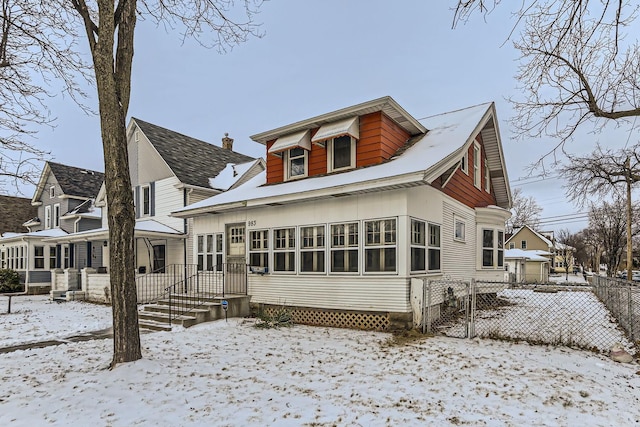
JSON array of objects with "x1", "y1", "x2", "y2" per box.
[{"x1": 225, "y1": 224, "x2": 246, "y2": 293}]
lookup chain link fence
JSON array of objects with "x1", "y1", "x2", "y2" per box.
[{"x1": 418, "y1": 279, "x2": 637, "y2": 354}]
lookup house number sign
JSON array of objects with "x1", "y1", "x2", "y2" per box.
[{"x1": 247, "y1": 220, "x2": 257, "y2": 227}]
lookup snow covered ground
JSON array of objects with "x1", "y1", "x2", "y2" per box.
[{"x1": 1, "y1": 295, "x2": 639, "y2": 426}]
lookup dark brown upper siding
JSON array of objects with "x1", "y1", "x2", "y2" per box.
[
  {"x1": 434, "y1": 135, "x2": 497, "y2": 208},
  {"x1": 265, "y1": 111, "x2": 411, "y2": 184},
  {"x1": 0, "y1": 195, "x2": 38, "y2": 234}
]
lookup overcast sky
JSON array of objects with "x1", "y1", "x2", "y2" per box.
[{"x1": 10, "y1": 1, "x2": 640, "y2": 232}]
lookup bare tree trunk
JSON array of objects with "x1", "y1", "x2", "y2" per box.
[{"x1": 626, "y1": 158, "x2": 633, "y2": 281}]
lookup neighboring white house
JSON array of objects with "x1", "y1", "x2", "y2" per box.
[
  {"x1": 173, "y1": 96, "x2": 513, "y2": 329},
  {"x1": 504, "y1": 248, "x2": 551, "y2": 283}
]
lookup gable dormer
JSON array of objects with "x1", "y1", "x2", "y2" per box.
[{"x1": 251, "y1": 97, "x2": 426, "y2": 184}]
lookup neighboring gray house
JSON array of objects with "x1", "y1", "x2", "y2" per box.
[
  {"x1": 48, "y1": 118, "x2": 263, "y2": 291},
  {"x1": 0, "y1": 195, "x2": 38, "y2": 235},
  {"x1": 0, "y1": 162, "x2": 104, "y2": 293}
]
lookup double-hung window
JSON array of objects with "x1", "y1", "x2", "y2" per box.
[
  {"x1": 286, "y1": 148, "x2": 307, "y2": 180},
  {"x1": 49, "y1": 247, "x2": 57, "y2": 269},
  {"x1": 482, "y1": 229, "x2": 494, "y2": 267},
  {"x1": 273, "y1": 228, "x2": 296, "y2": 272},
  {"x1": 45, "y1": 206, "x2": 51, "y2": 229},
  {"x1": 410, "y1": 220, "x2": 426, "y2": 272},
  {"x1": 454, "y1": 217, "x2": 466, "y2": 242},
  {"x1": 428, "y1": 224, "x2": 441, "y2": 271},
  {"x1": 330, "y1": 222, "x2": 358, "y2": 273},
  {"x1": 141, "y1": 185, "x2": 151, "y2": 216},
  {"x1": 328, "y1": 135, "x2": 355, "y2": 172},
  {"x1": 497, "y1": 231, "x2": 504, "y2": 267},
  {"x1": 197, "y1": 234, "x2": 223, "y2": 271},
  {"x1": 300, "y1": 225, "x2": 325, "y2": 273},
  {"x1": 53, "y1": 203, "x2": 60, "y2": 228},
  {"x1": 484, "y1": 158, "x2": 490, "y2": 193},
  {"x1": 34, "y1": 246, "x2": 45, "y2": 269},
  {"x1": 365, "y1": 219, "x2": 396, "y2": 273},
  {"x1": 249, "y1": 230, "x2": 269, "y2": 269}
]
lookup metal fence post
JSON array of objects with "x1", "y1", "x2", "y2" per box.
[
  {"x1": 468, "y1": 279, "x2": 476, "y2": 339},
  {"x1": 421, "y1": 278, "x2": 427, "y2": 334},
  {"x1": 426, "y1": 279, "x2": 432, "y2": 334}
]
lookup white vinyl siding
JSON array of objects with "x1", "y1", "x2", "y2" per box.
[{"x1": 442, "y1": 201, "x2": 475, "y2": 281}]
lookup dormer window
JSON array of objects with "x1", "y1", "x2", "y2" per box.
[
  {"x1": 328, "y1": 135, "x2": 356, "y2": 172},
  {"x1": 286, "y1": 148, "x2": 307, "y2": 180}
]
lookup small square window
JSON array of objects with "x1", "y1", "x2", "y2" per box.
[{"x1": 454, "y1": 218, "x2": 465, "y2": 241}]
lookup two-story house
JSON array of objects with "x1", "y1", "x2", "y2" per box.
[
  {"x1": 174, "y1": 96, "x2": 512, "y2": 329},
  {"x1": 0, "y1": 195, "x2": 38, "y2": 235},
  {"x1": 46, "y1": 118, "x2": 262, "y2": 300},
  {"x1": 0, "y1": 162, "x2": 104, "y2": 293}
]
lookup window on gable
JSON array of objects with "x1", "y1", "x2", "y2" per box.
[
  {"x1": 45, "y1": 206, "x2": 51, "y2": 229},
  {"x1": 473, "y1": 144, "x2": 481, "y2": 188},
  {"x1": 484, "y1": 158, "x2": 490, "y2": 193},
  {"x1": 521, "y1": 240, "x2": 527, "y2": 249},
  {"x1": 286, "y1": 148, "x2": 307, "y2": 180},
  {"x1": 53, "y1": 203, "x2": 60, "y2": 228},
  {"x1": 142, "y1": 185, "x2": 151, "y2": 216},
  {"x1": 460, "y1": 151, "x2": 469, "y2": 174},
  {"x1": 509, "y1": 242, "x2": 515, "y2": 249},
  {"x1": 328, "y1": 135, "x2": 356, "y2": 172},
  {"x1": 50, "y1": 186, "x2": 55, "y2": 198}
]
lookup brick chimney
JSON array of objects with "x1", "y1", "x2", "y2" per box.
[{"x1": 222, "y1": 133, "x2": 234, "y2": 150}]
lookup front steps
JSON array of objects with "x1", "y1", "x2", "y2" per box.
[{"x1": 138, "y1": 294, "x2": 250, "y2": 331}]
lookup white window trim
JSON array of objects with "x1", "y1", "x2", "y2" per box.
[
  {"x1": 484, "y1": 158, "x2": 490, "y2": 193},
  {"x1": 273, "y1": 227, "x2": 297, "y2": 273},
  {"x1": 473, "y1": 143, "x2": 481, "y2": 189},
  {"x1": 410, "y1": 218, "x2": 426, "y2": 273},
  {"x1": 454, "y1": 216, "x2": 466, "y2": 242},
  {"x1": 284, "y1": 149, "x2": 308, "y2": 181},
  {"x1": 427, "y1": 222, "x2": 441, "y2": 272},
  {"x1": 49, "y1": 186, "x2": 55, "y2": 198},
  {"x1": 299, "y1": 224, "x2": 327, "y2": 275},
  {"x1": 196, "y1": 233, "x2": 224, "y2": 271},
  {"x1": 327, "y1": 135, "x2": 356, "y2": 173},
  {"x1": 329, "y1": 221, "x2": 360, "y2": 275},
  {"x1": 481, "y1": 228, "x2": 495, "y2": 268},
  {"x1": 248, "y1": 229, "x2": 270, "y2": 271},
  {"x1": 363, "y1": 217, "x2": 397, "y2": 275},
  {"x1": 461, "y1": 151, "x2": 469, "y2": 175}
]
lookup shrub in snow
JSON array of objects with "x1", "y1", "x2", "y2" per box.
[
  {"x1": 0, "y1": 269, "x2": 21, "y2": 293},
  {"x1": 255, "y1": 306, "x2": 293, "y2": 329}
]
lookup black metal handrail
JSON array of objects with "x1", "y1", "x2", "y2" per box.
[{"x1": 135, "y1": 264, "x2": 194, "y2": 305}]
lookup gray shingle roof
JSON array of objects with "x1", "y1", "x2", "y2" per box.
[
  {"x1": 0, "y1": 195, "x2": 38, "y2": 234},
  {"x1": 48, "y1": 162, "x2": 104, "y2": 199},
  {"x1": 133, "y1": 118, "x2": 255, "y2": 189}
]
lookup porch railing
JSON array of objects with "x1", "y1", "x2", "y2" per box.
[{"x1": 135, "y1": 263, "x2": 248, "y2": 325}]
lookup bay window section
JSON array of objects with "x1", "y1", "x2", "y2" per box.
[
  {"x1": 300, "y1": 226, "x2": 325, "y2": 273},
  {"x1": 330, "y1": 222, "x2": 358, "y2": 273},
  {"x1": 34, "y1": 246, "x2": 45, "y2": 269},
  {"x1": 249, "y1": 230, "x2": 269, "y2": 270},
  {"x1": 497, "y1": 231, "x2": 504, "y2": 267},
  {"x1": 273, "y1": 228, "x2": 296, "y2": 272},
  {"x1": 365, "y1": 219, "x2": 396, "y2": 273},
  {"x1": 428, "y1": 223, "x2": 441, "y2": 271},
  {"x1": 410, "y1": 219, "x2": 426, "y2": 272}
]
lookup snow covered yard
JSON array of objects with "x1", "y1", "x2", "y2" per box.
[{"x1": 0, "y1": 298, "x2": 639, "y2": 426}]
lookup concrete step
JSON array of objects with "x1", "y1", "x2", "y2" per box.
[
  {"x1": 138, "y1": 319, "x2": 172, "y2": 332},
  {"x1": 144, "y1": 304, "x2": 211, "y2": 323},
  {"x1": 138, "y1": 310, "x2": 198, "y2": 328}
]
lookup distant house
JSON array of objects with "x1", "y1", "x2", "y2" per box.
[
  {"x1": 0, "y1": 162, "x2": 104, "y2": 293},
  {"x1": 0, "y1": 195, "x2": 38, "y2": 235},
  {"x1": 174, "y1": 96, "x2": 513, "y2": 329},
  {"x1": 505, "y1": 225, "x2": 575, "y2": 276},
  {"x1": 46, "y1": 118, "x2": 262, "y2": 300},
  {"x1": 504, "y1": 248, "x2": 551, "y2": 282}
]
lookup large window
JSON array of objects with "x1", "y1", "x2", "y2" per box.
[
  {"x1": 197, "y1": 234, "x2": 223, "y2": 271},
  {"x1": 249, "y1": 230, "x2": 269, "y2": 269},
  {"x1": 410, "y1": 220, "x2": 426, "y2": 272},
  {"x1": 300, "y1": 225, "x2": 325, "y2": 273},
  {"x1": 428, "y1": 223, "x2": 441, "y2": 271},
  {"x1": 328, "y1": 135, "x2": 355, "y2": 172},
  {"x1": 273, "y1": 228, "x2": 296, "y2": 272},
  {"x1": 482, "y1": 229, "x2": 494, "y2": 267},
  {"x1": 330, "y1": 222, "x2": 358, "y2": 273},
  {"x1": 286, "y1": 148, "x2": 307, "y2": 180},
  {"x1": 34, "y1": 246, "x2": 45, "y2": 269},
  {"x1": 365, "y1": 219, "x2": 396, "y2": 273}
]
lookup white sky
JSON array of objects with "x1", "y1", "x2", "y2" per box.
[{"x1": 11, "y1": 1, "x2": 640, "y2": 232}]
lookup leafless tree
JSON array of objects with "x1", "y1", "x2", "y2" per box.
[
  {"x1": 453, "y1": 1, "x2": 640, "y2": 167},
  {"x1": 559, "y1": 143, "x2": 640, "y2": 280},
  {"x1": 0, "y1": 1, "x2": 91, "y2": 192},
  {"x1": 506, "y1": 188, "x2": 542, "y2": 233},
  {"x1": 65, "y1": 0, "x2": 262, "y2": 367},
  {"x1": 554, "y1": 228, "x2": 578, "y2": 280},
  {"x1": 587, "y1": 200, "x2": 640, "y2": 277}
]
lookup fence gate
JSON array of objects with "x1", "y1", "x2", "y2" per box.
[{"x1": 422, "y1": 280, "x2": 471, "y2": 339}]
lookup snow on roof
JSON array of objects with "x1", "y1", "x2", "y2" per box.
[
  {"x1": 175, "y1": 102, "x2": 493, "y2": 216},
  {"x1": 505, "y1": 249, "x2": 551, "y2": 262},
  {"x1": 208, "y1": 160, "x2": 257, "y2": 191},
  {"x1": 0, "y1": 228, "x2": 68, "y2": 242}
]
